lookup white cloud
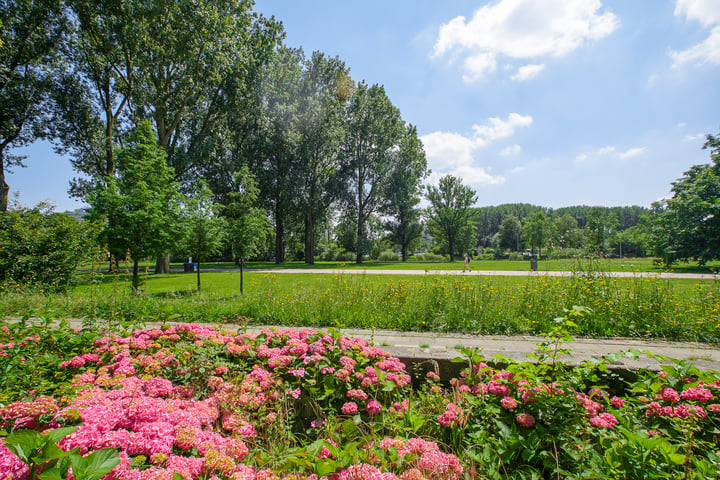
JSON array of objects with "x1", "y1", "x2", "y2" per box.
[
  {"x1": 432, "y1": 0, "x2": 619, "y2": 81},
  {"x1": 420, "y1": 113, "x2": 531, "y2": 189},
  {"x1": 509, "y1": 166, "x2": 526, "y2": 174},
  {"x1": 454, "y1": 165, "x2": 506, "y2": 186},
  {"x1": 677, "y1": 122, "x2": 687, "y2": 128},
  {"x1": 473, "y1": 113, "x2": 533, "y2": 142},
  {"x1": 675, "y1": 0, "x2": 720, "y2": 27},
  {"x1": 462, "y1": 53, "x2": 498, "y2": 82},
  {"x1": 576, "y1": 145, "x2": 645, "y2": 162},
  {"x1": 420, "y1": 131, "x2": 482, "y2": 169},
  {"x1": 511, "y1": 63, "x2": 546, "y2": 81},
  {"x1": 684, "y1": 132, "x2": 705, "y2": 141},
  {"x1": 500, "y1": 144, "x2": 522, "y2": 156},
  {"x1": 671, "y1": 26, "x2": 720, "y2": 67},
  {"x1": 672, "y1": 1, "x2": 720, "y2": 67},
  {"x1": 619, "y1": 147, "x2": 646, "y2": 159}
]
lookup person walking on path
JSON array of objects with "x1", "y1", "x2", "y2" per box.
[{"x1": 464, "y1": 253, "x2": 471, "y2": 271}]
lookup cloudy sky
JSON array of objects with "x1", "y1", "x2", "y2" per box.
[{"x1": 10, "y1": 0, "x2": 720, "y2": 211}]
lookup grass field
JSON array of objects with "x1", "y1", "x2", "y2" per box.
[
  {"x1": 165, "y1": 257, "x2": 720, "y2": 274},
  {"x1": 4, "y1": 264, "x2": 719, "y2": 344}
]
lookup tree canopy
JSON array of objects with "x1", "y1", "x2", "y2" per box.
[
  {"x1": 652, "y1": 131, "x2": 720, "y2": 265},
  {"x1": 426, "y1": 175, "x2": 478, "y2": 261}
]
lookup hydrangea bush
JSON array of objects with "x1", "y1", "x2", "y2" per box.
[{"x1": 1, "y1": 318, "x2": 719, "y2": 480}]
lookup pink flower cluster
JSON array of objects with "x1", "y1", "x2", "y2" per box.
[
  {"x1": 1, "y1": 323, "x2": 444, "y2": 480},
  {"x1": 437, "y1": 403, "x2": 462, "y2": 427},
  {"x1": 589, "y1": 413, "x2": 619, "y2": 429}
]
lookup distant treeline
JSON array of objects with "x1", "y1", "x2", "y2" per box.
[{"x1": 474, "y1": 204, "x2": 648, "y2": 247}]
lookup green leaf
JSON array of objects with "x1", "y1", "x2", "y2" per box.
[
  {"x1": 38, "y1": 467, "x2": 67, "y2": 480},
  {"x1": 44, "y1": 427, "x2": 78, "y2": 445},
  {"x1": 316, "y1": 460, "x2": 339, "y2": 477},
  {"x1": 70, "y1": 448, "x2": 120, "y2": 480},
  {"x1": 668, "y1": 453, "x2": 687, "y2": 465},
  {"x1": 4, "y1": 429, "x2": 42, "y2": 463},
  {"x1": 173, "y1": 472, "x2": 185, "y2": 480}
]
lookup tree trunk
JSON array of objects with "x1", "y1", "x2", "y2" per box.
[
  {"x1": 0, "y1": 152, "x2": 8, "y2": 212},
  {"x1": 401, "y1": 244, "x2": 408, "y2": 262},
  {"x1": 304, "y1": 208, "x2": 315, "y2": 264},
  {"x1": 240, "y1": 260, "x2": 244, "y2": 295},
  {"x1": 132, "y1": 259, "x2": 140, "y2": 294},
  {"x1": 356, "y1": 199, "x2": 364, "y2": 264},
  {"x1": 0, "y1": 177, "x2": 8, "y2": 212},
  {"x1": 155, "y1": 254, "x2": 171, "y2": 274},
  {"x1": 196, "y1": 260, "x2": 201, "y2": 292},
  {"x1": 448, "y1": 236, "x2": 454, "y2": 262},
  {"x1": 275, "y1": 208, "x2": 285, "y2": 264}
]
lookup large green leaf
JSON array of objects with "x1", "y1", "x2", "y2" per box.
[{"x1": 4, "y1": 429, "x2": 42, "y2": 463}]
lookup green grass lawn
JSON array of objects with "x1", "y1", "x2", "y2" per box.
[
  {"x1": 163, "y1": 257, "x2": 720, "y2": 274},
  {"x1": 4, "y1": 268, "x2": 718, "y2": 343}
]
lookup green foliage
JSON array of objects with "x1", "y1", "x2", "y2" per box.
[
  {"x1": 179, "y1": 180, "x2": 227, "y2": 291},
  {"x1": 341, "y1": 82, "x2": 405, "y2": 264},
  {"x1": 0, "y1": 0, "x2": 66, "y2": 211},
  {"x1": 0, "y1": 203, "x2": 100, "y2": 291},
  {"x1": 0, "y1": 316, "x2": 105, "y2": 402},
  {"x1": 88, "y1": 120, "x2": 181, "y2": 291},
  {"x1": 222, "y1": 167, "x2": 269, "y2": 262},
  {"x1": 4, "y1": 427, "x2": 119, "y2": 480},
  {"x1": 425, "y1": 175, "x2": 478, "y2": 261},
  {"x1": 522, "y1": 210, "x2": 555, "y2": 258},
  {"x1": 498, "y1": 215, "x2": 522, "y2": 251},
  {"x1": 652, "y1": 131, "x2": 720, "y2": 265},
  {"x1": 382, "y1": 124, "x2": 427, "y2": 261}
]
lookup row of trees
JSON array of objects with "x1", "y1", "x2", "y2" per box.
[
  {"x1": 2, "y1": 0, "x2": 433, "y2": 271},
  {"x1": 3, "y1": 1, "x2": 720, "y2": 276}
]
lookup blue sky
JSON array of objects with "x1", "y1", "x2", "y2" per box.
[{"x1": 10, "y1": 0, "x2": 720, "y2": 211}]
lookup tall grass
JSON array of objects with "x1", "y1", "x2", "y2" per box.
[{"x1": 2, "y1": 267, "x2": 719, "y2": 343}]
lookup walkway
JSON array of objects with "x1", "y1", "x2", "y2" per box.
[{"x1": 239, "y1": 268, "x2": 719, "y2": 280}]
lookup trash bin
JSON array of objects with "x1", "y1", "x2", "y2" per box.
[
  {"x1": 183, "y1": 262, "x2": 197, "y2": 272},
  {"x1": 530, "y1": 258, "x2": 538, "y2": 271}
]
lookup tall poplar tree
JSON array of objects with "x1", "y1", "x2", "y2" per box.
[
  {"x1": 341, "y1": 82, "x2": 404, "y2": 264},
  {"x1": 382, "y1": 124, "x2": 427, "y2": 261}
]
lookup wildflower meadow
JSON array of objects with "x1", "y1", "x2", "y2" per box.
[{"x1": 1, "y1": 309, "x2": 719, "y2": 480}]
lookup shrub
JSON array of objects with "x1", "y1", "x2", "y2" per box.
[
  {"x1": 417, "y1": 253, "x2": 446, "y2": 261},
  {"x1": 377, "y1": 250, "x2": 400, "y2": 261},
  {"x1": 508, "y1": 251, "x2": 524, "y2": 261},
  {"x1": 546, "y1": 248, "x2": 585, "y2": 259},
  {"x1": 0, "y1": 204, "x2": 100, "y2": 291}
]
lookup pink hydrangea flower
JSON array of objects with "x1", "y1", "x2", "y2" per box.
[
  {"x1": 342, "y1": 402, "x2": 359, "y2": 415},
  {"x1": 590, "y1": 413, "x2": 619, "y2": 429},
  {"x1": 366, "y1": 399, "x2": 383, "y2": 416},
  {"x1": 500, "y1": 396, "x2": 518, "y2": 410},
  {"x1": 610, "y1": 396, "x2": 625, "y2": 408},
  {"x1": 660, "y1": 387, "x2": 680, "y2": 402},
  {"x1": 516, "y1": 413, "x2": 536, "y2": 428},
  {"x1": 681, "y1": 387, "x2": 714, "y2": 402},
  {"x1": 488, "y1": 381, "x2": 510, "y2": 396}
]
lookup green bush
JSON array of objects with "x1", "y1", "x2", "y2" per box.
[
  {"x1": 377, "y1": 250, "x2": 399, "y2": 261},
  {"x1": 508, "y1": 251, "x2": 524, "y2": 261},
  {"x1": 416, "y1": 252, "x2": 446, "y2": 261},
  {"x1": 546, "y1": 248, "x2": 585, "y2": 259},
  {"x1": 0, "y1": 204, "x2": 100, "y2": 291}
]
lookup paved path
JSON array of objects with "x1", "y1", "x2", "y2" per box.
[{"x1": 182, "y1": 267, "x2": 720, "y2": 280}]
